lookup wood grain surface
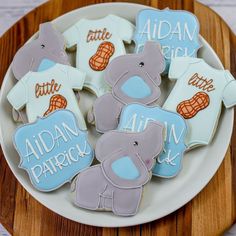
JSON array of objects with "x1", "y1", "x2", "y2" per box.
[
  {"x1": 0, "y1": 0, "x2": 47, "y2": 36},
  {"x1": 0, "y1": 1, "x2": 236, "y2": 235}
]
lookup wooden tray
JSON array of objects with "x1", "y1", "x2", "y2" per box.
[{"x1": 0, "y1": 0, "x2": 236, "y2": 235}]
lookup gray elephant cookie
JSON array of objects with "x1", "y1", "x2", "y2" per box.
[
  {"x1": 11, "y1": 22, "x2": 71, "y2": 123},
  {"x1": 72, "y1": 121, "x2": 164, "y2": 216},
  {"x1": 12, "y1": 22, "x2": 69, "y2": 80},
  {"x1": 87, "y1": 41, "x2": 165, "y2": 133}
]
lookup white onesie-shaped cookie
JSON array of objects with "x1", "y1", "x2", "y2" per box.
[
  {"x1": 163, "y1": 57, "x2": 236, "y2": 148},
  {"x1": 63, "y1": 15, "x2": 135, "y2": 97},
  {"x1": 7, "y1": 64, "x2": 87, "y2": 130}
]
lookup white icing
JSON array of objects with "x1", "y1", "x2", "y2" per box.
[
  {"x1": 54, "y1": 125, "x2": 69, "y2": 146},
  {"x1": 25, "y1": 139, "x2": 40, "y2": 161},
  {"x1": 47, "y1": 157, "x2": 57, "y2": 172},
  {"x1": 184, "y1": 23, "x2": 197, "y2": 41},
  {"x1": 28, "y1": 140, "x2": 91, "y2": 183},
  {"x1": 33, "y1": 136, "x2": 43, "y2": 155},
  {"x1": 38, "y1": 130, "x2": 55, "y2": 153},
  {"x1": 157, "y1": 20, "x2": 172, "y2": 39},
  {"x1": 124, "y1": 113, "x2": 155, "y2": 132},
  {"x1": 62, "y1": 121, "x2": 79, "y2": 139},
  {"x1": 23, "y1": 121, "x2": 82, "y2": 159},
  {"x1": 136, "y1": 17, "x2": 198, "y2": 60},
  {"x1": 139, "y1": 19, "x2": 196, "y2": 41},
  {"x1": 54, "y1": 153, "x2": 68, "y2": 170},
  {"x1": 68, "y1": 147, "x2": 77, "y2": 162},
  {"x1": 169, "y1": 124, "x2": 185, "y2": 144},
  {"x1": 42, "y1": 162, "x2": 54, "y2": 177},
  {"x1": 169, "y1": 22, "x2": 181, "y2": 40},
  {"x1": 122, "y1": 113, "x2": 185, "y2": 166},
  {"x1": 31, "y1": 165, "x2": 42, "y2": 183},
  {"x1": 162, "y1": 46, "x2": 191, "y2": 60},
  {"x1": 24, "y1": 120, "x2": 92, "y2": 184},
  {"x1": 76, "y1": 141, "x2": 91, "y2": 157},
  {"x1": 157, "y1": 149, "x2": 180, "y2": 166},
  {"x1": 139, "y1": 18, "x2": 151, "y2": 40}
]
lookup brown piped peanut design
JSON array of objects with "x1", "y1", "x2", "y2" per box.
[
  {"x1": 176, "y1": 92, "x2": 210, "y2": 119},
  {"x1": 43, "y1": 94, "x2": 67, "y2": 116},
  {"x1": 89, "y1": 41, "x2": 115, "y2": 71}
]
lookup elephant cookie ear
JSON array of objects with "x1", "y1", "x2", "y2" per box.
[
  {"x1": 39, "y1": 22, "x2": 66, "y2": 49},
  {"x1": 12, "y1": 22, "x2": 69, "y2": 80},
  {"x1": 105, "y1": 41, "x2": 165, "y2": 88},
  {"x1": 141, "y1": 41, "x2": 166, "y2": 76},
  {"x1": 12, "y1": 109, "x2": 94, "y2": 192}
]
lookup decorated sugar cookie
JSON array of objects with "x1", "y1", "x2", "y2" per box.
[
  {"x1": 118, "y1": 103, "x2": 187, "y2": 178},
  {"x1": 134, "y1": 9, "x2": 200, "y2": 72},
  {"x1": 7, "y1": 64, "x2": 87, "y2": 130},
  {"x1": 163, "y1": 57, "x2": 236, "y2": 148},
  {"x1": 13, "y1": 110, "x2": 93, "y2": 192},
  {"x1": 87, "y1": 41, "x2": 165, "y2": 132},
  {"x1": 12, "y1": 22, "x2": 69, "y2": 80},
  {"x1": 63, "y1": 14, "x2": 135, "y2": 97},
  {"x1": 72, "y1": 121, "x2": 164, "y2": 216}
]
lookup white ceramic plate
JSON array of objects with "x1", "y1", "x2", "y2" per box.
[{"x1": 0, "y1": 3, "x2": 234, "y2": 227}]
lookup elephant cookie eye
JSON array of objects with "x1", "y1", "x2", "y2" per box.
[
  {"x1": 139, "y1": 62, "x2": 144, "y2": 67},
  {"x1": 133, "y1": 141, "x2": 138, "y2": 146},
  {"x1": 41, "y1": 44, "x2": 45, "y2": 49}
]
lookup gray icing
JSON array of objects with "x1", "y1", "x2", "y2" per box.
[
  {"x1": 73, "y1": 121, "x2": 164, "y2": 216},
  {"x1": 11, "y1": 22, "x2": 71, "y2": 123},
  {"x1": 12, "y1": 22, "x2": 69, "y2": 80},
  {"x1": 88, "y1": 41, "x2": 165, "y2": 133}
]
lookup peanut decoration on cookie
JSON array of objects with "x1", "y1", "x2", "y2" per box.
[
  {"x1": 44, "y1": 94, "x2": 68, "y2": 116},
  {"x1": 176, "y1": 92, "x2": 210, "y2": 119},
  {"x1": 89, "y1": 41, "x2": 115, "y2": 71}
]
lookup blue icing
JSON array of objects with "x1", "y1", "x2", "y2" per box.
[
  {"x1": 13, "y1": 110, "x2": 94, "y2": 191},
  {"x1": 38, "y1": 59, "x2": 56, "y2": 72},
  {"x1": 134, "y1": 9, "x2": 200, "y2": 72},
  {"x1": 121, "y1": 76, "x2": 151, "y2": 99},
  {"x1": 111, "y1": 156, "x2": 140, "y2": 180},
  {"x1": 117, "y1": 104, "x2": 187, "y2": 177}
]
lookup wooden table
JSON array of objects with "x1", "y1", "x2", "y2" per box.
[{"x1": 0, "y1": 0, "x2": 236, "y2": 235}]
